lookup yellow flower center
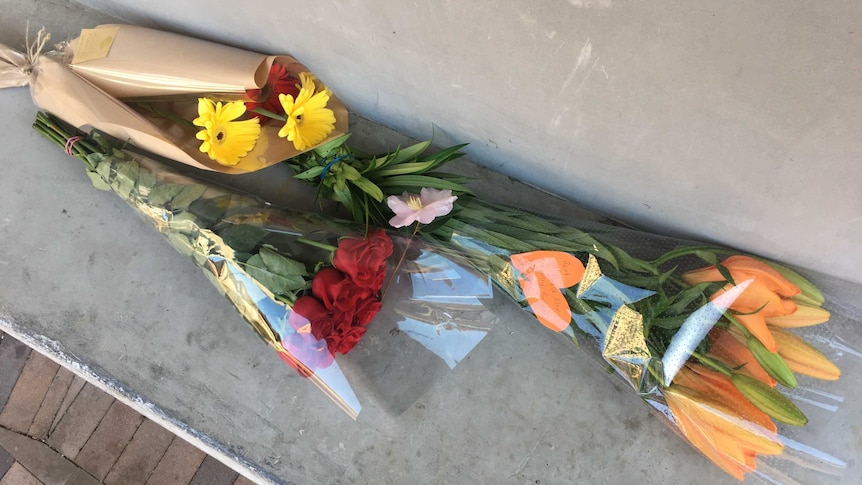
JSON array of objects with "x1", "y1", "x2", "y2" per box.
[{"x1": 407, "y1": 196, "x2": 423, "y2": 210}]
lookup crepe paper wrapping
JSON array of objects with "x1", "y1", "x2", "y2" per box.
[
  {"x1": 39, "y1": 120, "x2": 496, "y2": 418},
  {"x1": 2, "y1": 24, "x2": 348, "y2": 173}
]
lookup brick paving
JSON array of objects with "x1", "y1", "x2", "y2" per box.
[{"x1": 0, "y1": 332, "x2": 252, "y2": 485}]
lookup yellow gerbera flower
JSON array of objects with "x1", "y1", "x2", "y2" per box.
[
  {"x1": 193, "y1": 99, "x2": 261, "y2": 166},
  {"x1": 278, "y1": 72, "x2": 336, "y2": 151}
]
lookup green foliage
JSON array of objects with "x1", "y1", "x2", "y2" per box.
[{"x1": 286, "y1": 135, "x2": 472, "y2": 229}]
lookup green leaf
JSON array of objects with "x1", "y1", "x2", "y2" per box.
[
  {"x1": 148, "y1": 183, "x2": 185, "y2": 207},
  {"x1": 388, "y1": 141, "x2": 432, "y2": 165},
  {"x1": 420, "y1": 143, "x2": 467, "y2": 164},
  {"x1": 340, "y1": 163, "x2": 362, "y2": 181},
  {"x1": 350, "y1": 176, "x2": 384, "y2": 202},
  {"x1": 217, "y1": 224, "x2": 268, "y2": 253},
  {"x1": 171, "y1": 184, "x2": 208, "y2": 210},
  {"x1": 250, "y1": 107, "x2": 286, "y2": 121},
  {"x1": 312, "y1": 132, "x2": 351, "y2": 157},
  {"x1": 293, "y1": 166, "x2": 326, "y2": 180},
  {"x1": 112, "y1": 160, "x2": 139, "y2": 199},
  {"x1": 377, "y1": 174, "x2": 470, "y2": 193},
  {"x1": 136, "y1": 170, "x2": 157, "y2": 197},
  {"x1": 663, "y1": 282, "x2": 713, "y2": 315},
  {"x1": 85, "y1": 153, "x2": 103, "y2": 170},
  {"x1": 95, "y1": 159, "x2": 113, "y2": 182},
  {"x1": 187, "y1": 195, "x2": 231, "y2": 228},
  {"x1": 647, "y1": 315, "x2": 690, "y2": 330},
  {"x1": 694, "y1": 250, "x2": 719, "y2": 265},
  {"x1": 373, "y1": 160, "x2": 443, "y2": 177},
  {"x1": 716, "y1": 262, "x2": 736, "y2": 286},
  {"x1": 245, "y1": 256, "x2": 308, "y2": 296},
  {"x1": 85, "y1": 171, "x2": 111, "y2": 191},
  {"x1": 333, "y1": 179, "x2": 353, "y2": 205},
  {"x1": 375, "y1": 140, "x2": 431, "y2": 169},
  {"x1": 259, "y1": 246, "x2": 308, "y2": 277}
]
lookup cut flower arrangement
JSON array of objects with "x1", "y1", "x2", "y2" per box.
[
  {"x1": 1, "y1": 24, "x2": 348, "y2": 173},
  {"x1": 192, "y1": 69, "x2": 337, "y2": 166},
  {"x1": 33, "y1": 113, "x2": 494, "y2": 418},
  {"x1": 286, "y1": 134, "x2": 859, "y2": 482}
]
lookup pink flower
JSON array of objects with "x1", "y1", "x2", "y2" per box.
[{"x1": 386, "y1": 188, "x2": 458, "y2": 228}]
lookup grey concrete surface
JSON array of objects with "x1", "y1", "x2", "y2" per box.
[
  {"x1": 68, "y1": 0, "x2": 862, "y2": 285},
  {"x1": 2, "y1": 2, "x2": 862, "y2": 485}
]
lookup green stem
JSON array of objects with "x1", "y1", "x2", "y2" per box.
[
  {"x1": 381, "y1": 223, "x2": 421, "y2": 300},
  {"x1": 134, "y1": 102, "x2": 197, "y2": 129},
  {"x1": 295, "y1": 238, "x2": 338, "y2": 253},
  {"x1": 251, "y1": 107, "x2": 287, "y2": 122},
  {"x1": 690, "y1": 351, "x2": 734, "y2": 377}
]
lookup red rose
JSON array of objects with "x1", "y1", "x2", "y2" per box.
[
  {"x1": 289, "y1": 295, "x2": 337, "y2": 341},
  {"x1": 312, "y1": 268, "x2": 378, "y2": 317},
  {"x1": 311, "y1": 268, "x2": 350, "y2": 310},
  {"x1": 333, "y1": 229, "x2": 394, "y2": 292},
  {"x1": 353, "y1": 297, "x2": 383, "y2": 327},
  {"x1": 288, "y1": 295, "x2": 329, "y2": 331},
  {"x1": 327, "y1": 325, "x2": 367, "y2": 355}
]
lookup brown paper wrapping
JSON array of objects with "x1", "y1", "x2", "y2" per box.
[{"x1": 8, "y1": 24, "x2": 349, "y2": 174}]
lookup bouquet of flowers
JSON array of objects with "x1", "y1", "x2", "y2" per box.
[
  {"x1": 33, "y1": 112, "x2": 496, "y2": 418},
  {"x1": 13, "y1": 23, "x2": 859, "y2": 484},
  {"x1": 1, "y1": 24, "x2": 348, "y2": 173},
  {"x1": 286, "y1": 135, "x2": 860, "y2": 482}
]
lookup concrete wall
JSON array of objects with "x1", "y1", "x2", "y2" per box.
[{"x1": 73, "y1": 0, "x2": 862, "y2": 283}]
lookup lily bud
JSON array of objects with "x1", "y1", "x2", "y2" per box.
[
  {"x1": 746, "y1": 335, "x2": 798, "y2": 389},
  {"x1": 761, "y1": 260, "x2": 825, "y2": 306},
  {"x1": 765, "y1": 303, "x2": 831, "y2": 328},
  {"x1": 732, "y1": 374, "x2": 807, "y2": 426},
  {"x1": 772, "y1": 327, "x2": 841, "y2": 381}
]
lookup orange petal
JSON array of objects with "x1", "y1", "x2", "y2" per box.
[
  {"x1": 725, "y1": 281, "x2": 788, "y2": 317},
  {"x1": 684, "y1": 364, "x2": 777, "y2": 432},
  {"x1": 666, "y1": 385, "x2": 782, "y2": 480},
  {"x1": 671, "y1": 406, "x2": 750, "y2": 480},
  {"x1": 682, "y1": 256, "x2": 800, "y2": 299},
  {"x1": 734, "y1": 312, "x2": 778, "y2": 352},
  {"x1": 666, "y1": 386, "x2": 783, "y2": 456},
  {"x1": 722, "y1": 256, "x2": 801, "y2": 298}
]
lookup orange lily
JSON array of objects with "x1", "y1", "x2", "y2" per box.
[
  {"x1": 707, "y1": 328, "x2": 776, "y2": 387},
  {"x1": 771, "y1": 327, "x2": 841, "y2": 381},
  {"x1": 683, "y1": 256, "x2": 820, "y2": 352},
  {"x1": 682, "y1": 256, "x2": 800, "y2": 298},
  {"x1": 673, "y1": 364, "x2": 777, "y2": 431},
  {"x1": 665, "y1": 382, "x2": 784, "y2": 480}
]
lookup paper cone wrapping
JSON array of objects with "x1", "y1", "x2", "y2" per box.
[{"x1": 5, "y1": 24, "x2": 349, "y2": 174}]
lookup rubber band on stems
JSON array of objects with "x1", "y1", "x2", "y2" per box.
[{"x1": 64, "y1": 136, "x2": 83, "y2": 156}]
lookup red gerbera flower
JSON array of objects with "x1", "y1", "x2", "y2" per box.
[{"x1": 246, "y1": 63, "x2": 300, "y2": 120}]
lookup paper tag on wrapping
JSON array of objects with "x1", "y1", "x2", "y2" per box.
[{"x1": 72, "y1": 26, "x2": 120, "y2": 64}]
